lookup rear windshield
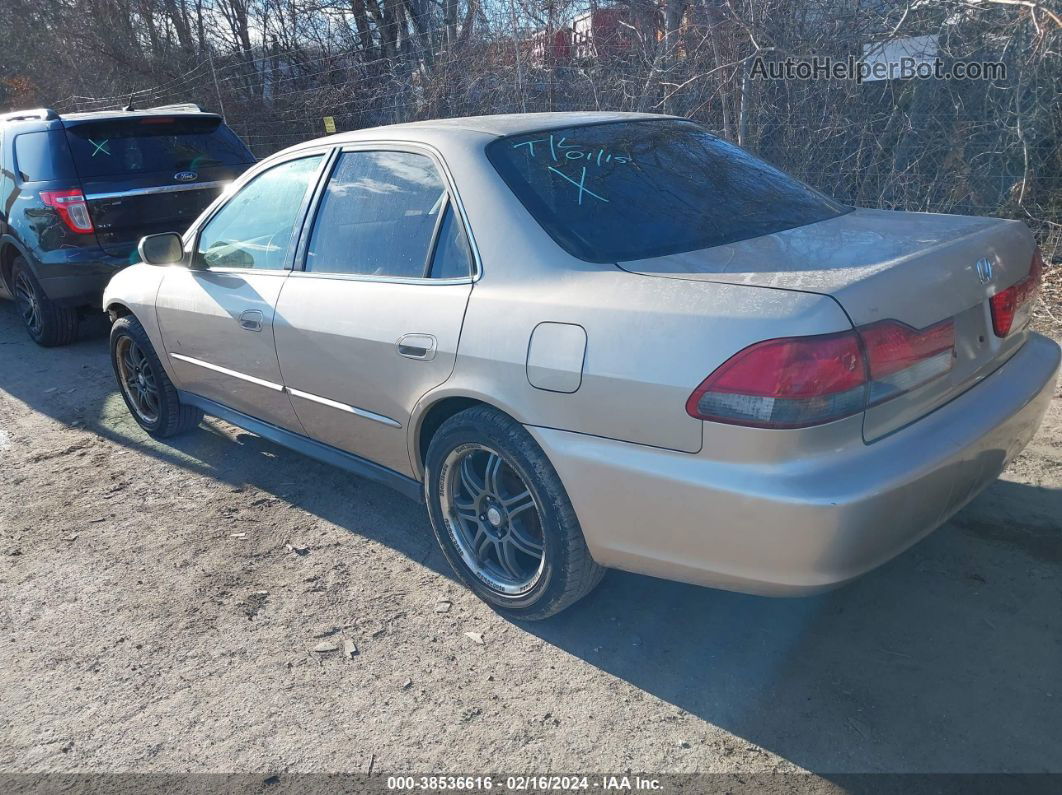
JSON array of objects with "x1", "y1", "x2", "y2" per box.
[
  {"x1": 64, "y1": 117, "x2": 254, "y2": 179},
  {"x1": 14, "y1": 130, "x2": 77, "y2": 182},
  {"x1": 486, "y1": 119, "x2": 849, "y2": 263}
]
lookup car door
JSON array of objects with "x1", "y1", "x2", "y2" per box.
[
  {"x1": 0, "y1": 128, "x2": 10, "y2": 299},
  {"x1": 155, "y1": 151, "x2": 328, "y2": 432},
  {"x1": 273, "y1": 146, "x2": 476, "y2": 477}
]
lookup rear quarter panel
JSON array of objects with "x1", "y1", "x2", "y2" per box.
[
  {"x1": 410, "y1": 133, "x2": 857, "y2": 459},
  {"x1": 443, "y1": 270, "x2": 853, "y2": 455},
  {"x1": 4, "y1": 124, "x2": 102, "y2": 260}
]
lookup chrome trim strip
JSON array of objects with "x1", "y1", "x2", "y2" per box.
[
  {"x1": 169, "y1": 353, "x2": 284, "y2": 391},
  {"x1": 86, "y1": 181, "x2": 229, "y2": 201},
  {"x1": 286, "y1": 387, "x2": 402, "y2": 428},
  {"x1": 169, "y1": 353, "x2": 402, "y2": 428},
  {"x1": 286, "y1": 270, "x2": 472, "y2": 286}
]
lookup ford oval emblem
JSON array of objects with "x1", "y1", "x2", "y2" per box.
[
  {"x1": 974, "y1": 257, "x2": 994, "y2": 285},
  {"x1": 174, "y1": 170, "x2": 198, "y2": 183}
]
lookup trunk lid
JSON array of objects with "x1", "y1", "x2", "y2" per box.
[
  {"x1": 620, "y1": 208, "x2": 1038, "y2": 441},
  {"x1": 63, "y1": 114, "x2": 254, "y2": 257}
]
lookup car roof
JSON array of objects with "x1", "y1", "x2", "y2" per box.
[
  {"x1": 316, "y1": 111, "x2": 677, "y2": 144},
  {"x1": 374, "y1": 111, "x2": 671, "y2": 136}
]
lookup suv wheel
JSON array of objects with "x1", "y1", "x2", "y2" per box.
[
  {"x1": 11, "y1": 256, "x2": 79, "y2": 346},
  {"x1": 425, "y1": 406, "x2": 604, "y2": 620},
  {"x1": 110, "y1": 315, "x2": 202, "y2": 437}
]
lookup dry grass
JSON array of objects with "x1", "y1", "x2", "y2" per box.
[{"x1": 1033, "y1": 259, "x2": 1062, "y2": 336}]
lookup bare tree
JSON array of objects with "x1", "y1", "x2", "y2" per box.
[{"x1": 1, "y1": 0, "x2": 1058, "y2": 258}]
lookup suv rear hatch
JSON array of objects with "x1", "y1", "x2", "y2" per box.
[
  {"x1": 63, "y1": 114, "x2": 254, "y2": 257},
  {"x1": 620, "y1": 208, "x2": 1040, "y2": 441}
]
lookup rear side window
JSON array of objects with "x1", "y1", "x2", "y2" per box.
[
  {"x1": 428, "y1": 206, "x2": 473, "y2": 279},
  {"x1": 486, "y1": 119, "x2": 849, "y2": 263},
  {"x1": 64, "y1": 117, "x2": 253, "y2": 179},
  {"x1": 14, "y1": 130, "x2": 76, "y2": 182},
  {"x1": 306, "y1": 150, "x2": 451, "y2": 278}
]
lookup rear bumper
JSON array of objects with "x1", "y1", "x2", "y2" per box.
[
  {"x1": 528, "y1": 333, "x2": 1060, "y2": 596},
  {"x1": 34, "y1": 249, "x2": 130, "y2": 307}
]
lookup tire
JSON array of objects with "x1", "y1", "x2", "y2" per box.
[
  {"x1": 109, "y1": 315, "x2": 202, "y2": 438},
  {"x1": 424, "y1": 405, "x2": 604, "y2": 620},
  {"x1": 11, "y1": 256, "x2": 79, "y2": 347}
]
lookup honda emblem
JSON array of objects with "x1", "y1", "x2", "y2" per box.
[{"x1": 974, "y1": 257, "x2": 994, "y2": 285}]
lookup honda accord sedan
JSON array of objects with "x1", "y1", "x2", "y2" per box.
[{"x1": 103, "y1": 112, "x2": 1060, "y2": 619}]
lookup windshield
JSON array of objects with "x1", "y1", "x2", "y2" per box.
[
  {"x1": 64, "y1": 117, "x2": 254, "y2": 179},
  {"x1": 486, "y1": 119, "x2": 849, "y2": 263}
]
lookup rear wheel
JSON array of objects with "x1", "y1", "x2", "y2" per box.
[
  {"x1": 110, "y1": 315, "x2": 202, "y2": 438},
  {"x1": 11, "y1": 256, "x2": 79, "y2": 347},
  {"x1": 425, "y1": 406, "x2": 604, "y2": 620}
]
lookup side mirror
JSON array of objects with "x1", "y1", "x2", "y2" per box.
[{"x1": 137, "y1": 232, "x2": 185, "y2": 266}]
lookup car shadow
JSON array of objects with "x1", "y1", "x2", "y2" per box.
[
  {"x1": 0, "y1": 302, "x2": 1059, "y2": 773},
  {"x1": 519, "y1": 452, "x2": 1062, "y2": 773},
  {"x1": 0, "y1": 303, "x2": 447, "y2": 575}
]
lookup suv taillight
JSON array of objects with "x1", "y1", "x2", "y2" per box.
[
  {"x1": 686, "y1": 319, "x2": 956, "y2": 429},
  {"x1": 990, "y1": 248, "x2": 1043, "y2": 337},
  {"x1": 40, "y1": 189, "x2": 94, "y2": 234}
]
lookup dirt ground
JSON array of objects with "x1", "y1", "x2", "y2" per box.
[{"x1": 0, "y1": 299, "x2": 1060, "y2": 777}]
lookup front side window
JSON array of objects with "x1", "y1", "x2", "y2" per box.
[
  {"x1": 195, "y1": 155, "x2": 323, "y2": 270},
  {"x1": 486, "y1": 119, "x2": 849, "y2": 263},
  {"x1": 306, "y1": 150, "x2": 453, "y2": 278}
]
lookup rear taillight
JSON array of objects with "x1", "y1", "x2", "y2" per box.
[
  {"x1": 685, "y1": 331, "x2": 866, "y2": 429},
  {"x1": 990, "y1": 248, "x2": 1043, "y2": 337},
  {"x1": 686, "y1": 319, "x2": 956, "y2": 429},
  {"x1": 860, "y1": 319, "x2": 954, "y2": 405},
  {"x1": 40, "y1": 189, "x2": 94, "y2": 234}
]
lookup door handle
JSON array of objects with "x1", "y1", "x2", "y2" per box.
[
  {"x1": 397, "y1": 333, "x2": 437, "y2": 360},
  {"x1": 239, "y1": 309, "x2": 264, "y2": 332}
]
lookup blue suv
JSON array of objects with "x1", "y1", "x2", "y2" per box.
[{"x1": 0, "y1": 104, "x2": 255, "y2": 345}]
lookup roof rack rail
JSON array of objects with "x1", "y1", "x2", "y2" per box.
[
  {"x1": 144, "y1": 103, "x2": 204, "y2": 113},
  {"x1": 1, "y1": 108, "x2": 61, "y2": 123}
]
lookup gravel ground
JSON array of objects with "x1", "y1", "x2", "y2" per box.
[{"x1": 0, "y1": 300, "x2": 1060, "y2": 777}]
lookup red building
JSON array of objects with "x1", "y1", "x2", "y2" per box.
[
  {"x1": 528, "y1": 27, "x2": 572, "y2": 67},
  {"x1": 571, "y1": 8, "x2": 633, "y2": 60}
]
